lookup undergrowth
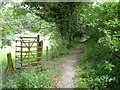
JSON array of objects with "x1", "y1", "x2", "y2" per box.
[
  {"x1": 76, "y1": 2, "x2": 120, "y2": 90},
  {"x1": 2, "y1": 66, "x2": 52, "y2": 88},
  {"x1": 76, "y1": 37, "x2": 119, "y2": 90}
]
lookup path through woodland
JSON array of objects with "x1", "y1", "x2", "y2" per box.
[{"x1": 43, "y1": 43, "x2": 84, "y2": 88}]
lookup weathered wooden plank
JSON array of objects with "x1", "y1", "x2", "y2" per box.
[
  {"x1": 16, "y1": 50, "x2": 37, "y2": 53},
  {"x1": 16, "y1": 46, "x2": 41, "y2": 48},
  {"x1": 16, "y1": 40, "x2": 37, "y2": 41},
  {"x1": 16, "y1": 59, "x2": 41, "y2": 62},
  {"x1": 17, "y1": 57, "x2": 41, "y2": 60},
  {"x1": 20, "y1": 37, "x2": 37, "y2": 38},
  {"x1": 15, "y1": 54, "x2": 41, "y2": 59},
  {"x1": 16, "y1": 54, "x2": 37, "y2": 57},
  {"x1": 17, "y1": 58, "x2": 35, "y2": 62},
  {"x1": 22, "y1": 57, "x2": 41, "y2": 60},
  {"x1": 20, "y1": 41, "x2": 38, "y2": 43},
  {"x1": 16, "y1": 57, "x2": 36, "y2": 59}
]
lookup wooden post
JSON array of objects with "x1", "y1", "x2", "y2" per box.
[
  {"x1": 28, "y1": 41, "x2": 30, "y2": 67},
  {"x1": 40, "y1": 40, "x2": 43, "y2": 51},
  {"x1": 51, "y1": 45, "x2": 54, "y2": 59},
  {"x1": 40, "y1": 40, "x2": 43, "y2": 60},
  {"x1": 20, "y1": 37, "x2": 22, "y2": 67},
  {"x1": 15, "y1": 40, "x2": 17, "y2": 68},
  {"x1": 37, "y1": 40, "x2": 43, "y2": 62},
  {"x1": 46, "y1": 46, "x2": 48, "y2": 61},
  {"x1": 7, "y1": 53, "x2": 14, "y2": 73},
  {"x1": 55, "y1": 46, "x2": 57, "y2": 58},
  {"x1": 37, "y1": 35, "x2": 40, "y2": 61}
]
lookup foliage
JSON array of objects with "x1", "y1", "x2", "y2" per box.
[
  {"x1": 0, "y1": 3, "x2": 21, "y2": 46},
  {"x1": 23, "y1": 2, "x2": 82, "y2": 48},
  {"x1": 76, "y1": 2, "x2": 120, "y2": 90},
  {"x1": 0, "y1": 2, "x2": 41, "y2": 47},
  {"x1": 3, "y1": 67, "x2": 52, "y2": 88}
]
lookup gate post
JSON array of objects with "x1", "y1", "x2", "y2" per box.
[
  {"x1": 37, "y1": 35, "x2": 40, "y2": 61},
  {"x1": 7, "y1": 53, "x2": 14, "y2": 73},
  {"x1": 40, "y1": 40, "x2": 43, "y2": 61},
  {"x1": 46, "y1": 46, "x2": 48, "y2": 61},
  {"x1": 37, "y1": 40, "x2": 43, "y2": 61},
  {"x1": 51, "y1": 45, "x2": 54, "y2": 59},
  {"x1": 20, "y1": 37, "x2": 23, "y2": 67},
  {"x1": 37, "y1": 35, "x2": 43, "y2": 62}
]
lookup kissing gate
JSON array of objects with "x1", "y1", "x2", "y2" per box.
[{"x1": 15, "y1": 35, "x2": 43, "y2": 68}]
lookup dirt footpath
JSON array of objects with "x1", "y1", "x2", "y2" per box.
[{"x1": 43, "y1": 43, "x2": 84, "y2": 88}]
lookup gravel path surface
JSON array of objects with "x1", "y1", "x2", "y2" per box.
[
  {"x1": 43, "y1": 44, "x2": 84, "y2": 88},
  {"x1": 56, "y1": 44, "x2": 83, "y2": 88}
]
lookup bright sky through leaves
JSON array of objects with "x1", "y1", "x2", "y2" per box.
[{"x1": 0, "y1": 0, "x2": 119, "y2": 2}]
